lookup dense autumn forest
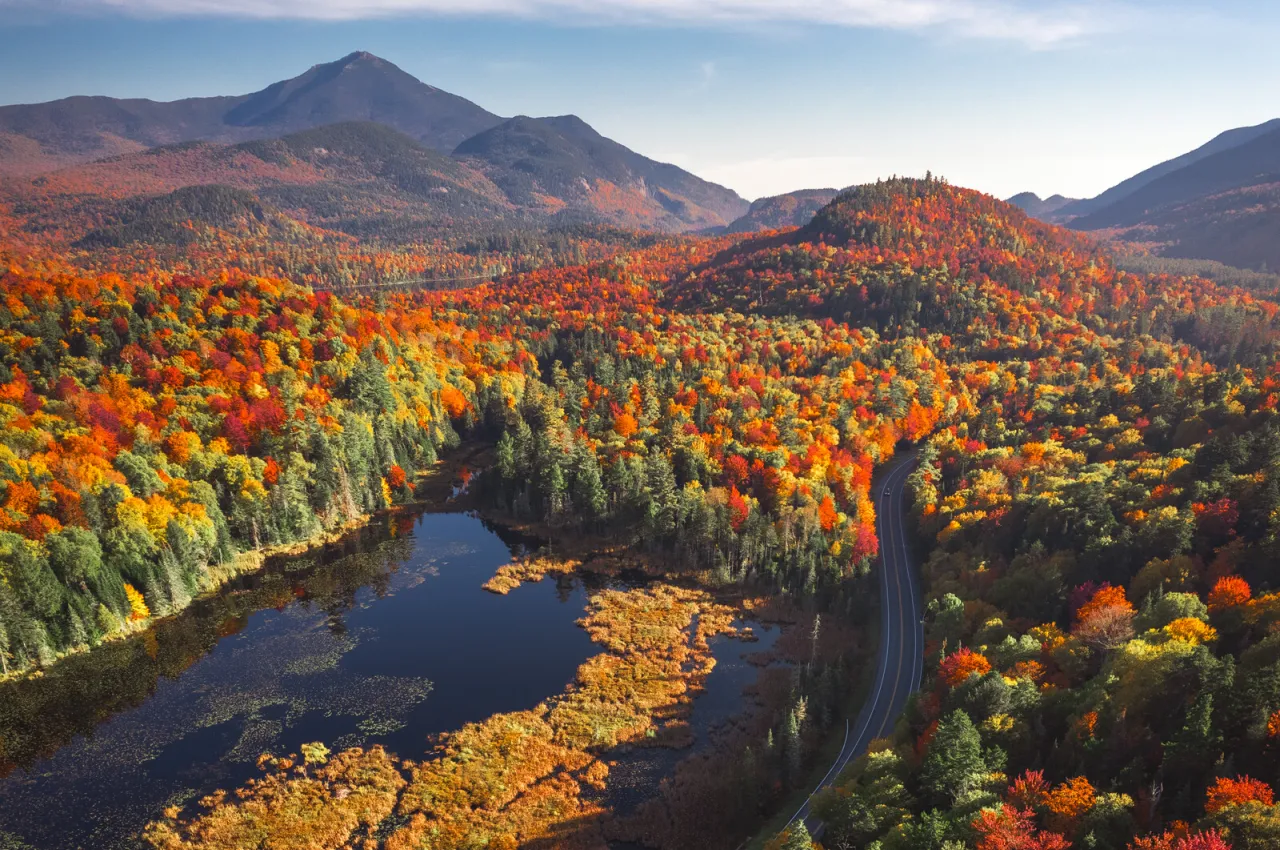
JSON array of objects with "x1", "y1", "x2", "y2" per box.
[{"x1": 4, "y1": 171, "x2": 1280, "y2": 850}]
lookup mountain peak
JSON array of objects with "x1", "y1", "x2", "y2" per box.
[
  {"x1": 543, "y1": 114, "x2": 591, "y2": 129},
  {"x1": 308, "y1": 51, "x2": 385, "y2": 74},
  {"x1": 334, "y1": 50, "x2": 394, "y2": 72},
  {"x1": 216, "y1": 51, "x2": 500, "y2": 151},
  {"x1": 1006, "y1": 190, "x2": 1079, "y2": 221}
]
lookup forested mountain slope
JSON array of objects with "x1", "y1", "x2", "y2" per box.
[
  {"x1": 695, "y1": 181, "x2": 1280, "y2": 850},
  {"x1": 5, "y1": 122, "x2": 516, "y2": 249},
  {"x1": 724, "y1": 189, "x2": 839, "y2": 233},
  {"x1": 2, "y1": 118, "x2": 742, "y2": 244},
  {"x1": 454, "y1": 114, "x2": 749, "y2": 230},
  {"x1": 672, "y1": 178, "x2": 1280, "y2": 366},
  {"x1": 0, "y1": 52, "x2": 746, "y2": 233},
  {"x1": 4, "y1": 178, "x2": 1280, "y2": 849}
]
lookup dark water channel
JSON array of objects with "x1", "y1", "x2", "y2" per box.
[{"x1": 0, "y1": 511, "x2": 772, "y2": 849}]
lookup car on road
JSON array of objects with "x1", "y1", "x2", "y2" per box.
[{"x1": 883, "y1": 487, "x2": 890, "y2": 497}]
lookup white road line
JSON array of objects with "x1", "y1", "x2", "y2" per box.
[
  {"x1": 873, "y1": 461, "x2": 908, "y2": 740},
  {"x1": 784, "y1": 455, "x2": 918, "y2": 832},
  {"x1": 898, "y1": 464, "x2": 922, "y2": 693}
]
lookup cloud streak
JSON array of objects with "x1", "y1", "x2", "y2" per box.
[{"x1": 6, "y1": 0, "x2": 1129, "y2": 47}]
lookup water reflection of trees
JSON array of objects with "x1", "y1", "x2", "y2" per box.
[{"x1": 0, "y1": 516, "x2": 416, "y2": 776}]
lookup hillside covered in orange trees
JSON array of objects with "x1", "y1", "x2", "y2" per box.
[{"x1": 3, "y1": 176, "x2": 1280, "y2": 850}]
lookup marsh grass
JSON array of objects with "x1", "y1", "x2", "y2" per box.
[{"x1": 143, "y1": 570, "x2": 754, "y2": 850}]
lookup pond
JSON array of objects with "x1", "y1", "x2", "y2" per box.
[
  {"x1": 0, "y1": 511, "x2": 774, "y2": 850},
  {"x1": 0, "y1": 511, "x2": 596, "y2": 849}
]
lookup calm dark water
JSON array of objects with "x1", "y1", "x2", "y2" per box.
[
  {"x1": 605, "y1": 624, "x2": 783, "y2": 813},
  {"x1": 0, "y1": 511, "x2": 773, "y2": 850},
  {"x1": 0, "y1": 511, "x2": 596, "y2": 850}
]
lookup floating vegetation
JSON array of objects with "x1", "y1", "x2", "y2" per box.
[
  {"x1": 144, "y1": 747, "x2": 406, "y2": 850},
  {"x1": 143, "y1": 581, "x2": 756, "y2": 850},
  {"x1": 482, "y1": 555, "x2": 578, "y2": 595},
  {"x1": 356, "y1": 717, "x2": 407, "y2": 737}
]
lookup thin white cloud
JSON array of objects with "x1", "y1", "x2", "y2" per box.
[
  {"x1": 4, "y1": 0, "x2": 1129, "y2": 47},
  {"x1": 694, "y1": 60, "x2": 718, "y2": 92}
]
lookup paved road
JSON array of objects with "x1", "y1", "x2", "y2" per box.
[{"x1": 784, "y1": 452, "x2": 923, "y2": 838}]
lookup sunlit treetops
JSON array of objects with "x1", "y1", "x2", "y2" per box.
[{"x1": 9, "y1": 175, "x2": 1280, "y2": 849}]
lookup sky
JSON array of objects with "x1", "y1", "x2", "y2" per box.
[{"x1": 0, "y1": 0, "x2": 1278, "y2": 201}]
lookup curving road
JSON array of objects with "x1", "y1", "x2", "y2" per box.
[{"x1": 783, "y1": 452, "x2": 923, "y2": 838}]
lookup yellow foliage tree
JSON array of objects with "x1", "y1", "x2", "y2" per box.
[{"x1": 124, "y1": 583, "x2": 151, "y2": 621}]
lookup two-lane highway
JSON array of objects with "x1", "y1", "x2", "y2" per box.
[{"x1": 784, "y1": 452, "x2": 923, "y2": 837}]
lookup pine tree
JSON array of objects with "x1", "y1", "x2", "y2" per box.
[
  {"x1": 572, "y1": 445, "x2": 608, "y2": 524},
  {"x1": 495, "y1": 431, "x2": 516, "y2": 482},
  {"x1": 739, "y1": 745, "x2": 761, "y2": 814},
  {"x1": 919, "y1": 709, "x2": 986, "y2": 805},
  {"x1": 644, "y1": 450, "x2": 678, "y2": 542},
  {"x1": 95, "y1": 603, "x2": 123, "y2": 638},
  {"x1": 512, "y1": 419, "x2": 534, "y2": 474},
  {"x1": 1163, "y1": 691, "x2": 1222, "y2": 802},
  {"x1": 545, "y1": 459, "x2": 567, "y2": 520},
  {"x1": 784, "y1": 706, "x2": 803, "y2": 784}
]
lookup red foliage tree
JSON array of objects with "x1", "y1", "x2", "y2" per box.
[
  {"x1": 972, "y1": 805, "x2": 1070, "y2": 850},
  {"x1": 1073, "y1": 585, "x2": 1136, "y2": 650},
  {"x1": 1205, "y1": 775, "x2": 1273, "y2": 814},
  {"x1": 939, "y1": 647, "x2": 992, "y2": 688},
  {"x1": 1130, "y1": 830, "x2": 1232, "y2": 850},
  {"x1": 1207, "y1": 576, "x2": 1252, "y2": 613}
]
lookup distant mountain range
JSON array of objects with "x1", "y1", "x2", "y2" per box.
[
  {"x1": 723, "y1": 189, "x2": 840, "y2": 233},
  {"x1": 0, "y1": 51, "x2": 748, "y2": 234},
  {"x1": 1004, "y1": 192, "x2": 1078, "y2": 220},
  {"x1": 1009, "y1": 117, "x2": 1280, "y2": 271},
  {"x1": 0, "y1": 52, "x2": 502, "y2": 175},
  {"x1": 17, "y1": 50, "x2": 1273, "y2": 263}
]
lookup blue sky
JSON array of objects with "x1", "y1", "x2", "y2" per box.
[{"x1": 0, "y1": 0, "x2": 1277, "y2": 200}]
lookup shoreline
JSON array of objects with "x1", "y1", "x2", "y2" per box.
[
  {"x1": 3, "y1": 440, "x2": 881, "y2": 850},
  {"x1": 0, "y1": 442, "x2": 492, "y2": 685}
]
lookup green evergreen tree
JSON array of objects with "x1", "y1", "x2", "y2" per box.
[
  {"x1": 784, "y1": 706, "x2": 803, "y2": 784},
  {"x1": 544, "y1": 459, "x2": 567, "y2": 520},
  {"x1": 644, "y1": 450, "x2": 678, "y2": 543},
  {"x1": 918, "y1": 710, "x2": 986, "y2": 805},
  {"x1": 572, "y1": 445, "x2": 608, "y2": 524},
  {"x1": 495, "y1": 431, "x2": 517, "y2": 482},
  {"x1": 1162, "y1": 690, "x2": 1222, "y2": 802}
]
